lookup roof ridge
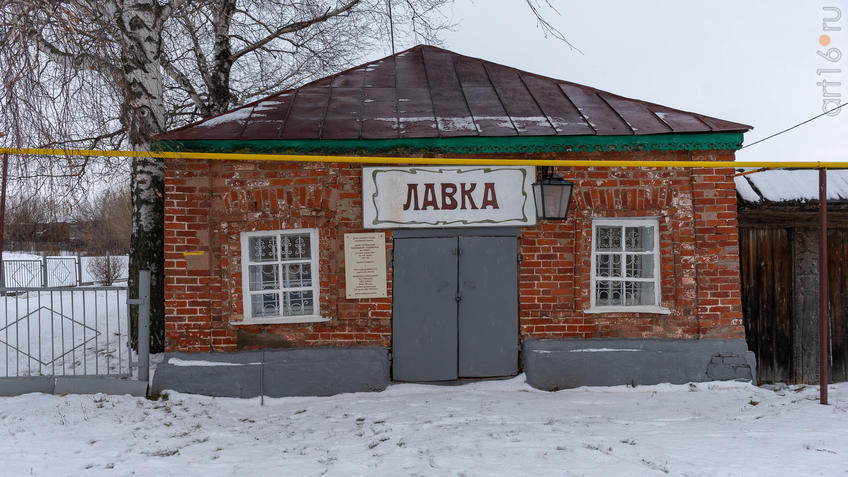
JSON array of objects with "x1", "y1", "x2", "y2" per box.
[
  {"x1": 401, "y1": 46, "x2": 750, "y2": 132},
  {"x1": 479, "y1": 61, "x2": 518, "y2": 134},
  {"x1": 157, "y1": 44, "x2": 753, "y2": 142},
  {"x1": 556, "y1": 82, "x2": 596, "y2": 135},
  {"x1": 448, "y1": 48, "x2": 479, "y2": 137},
  {"x1": 516, "y1": 72, "x2": 558, "y2": 133},
  {"x1": 595, "y1": 92, "x2": 635, "y2": 135},
  {"x1": 277, "y1": 88, "x2": 299, "y2": 139},
  {"x1": 278, "y1": 44, "x2": 426, "y2": 95},
  {"x1": 419, "y1": 46, "x2": 441, "y2": 137},
  {"x1": 157, "y1": 45, "x2": 431, "y2": 138},
  {"x1": 593, "y1": 88, "x2": 750, "y2": 132},
  {"x1": 445, "y1": 47, "x2": 753, "y2": 132}
]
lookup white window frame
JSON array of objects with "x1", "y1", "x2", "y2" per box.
[
  {"x1": 586, "y1": 218, "x2": 670, "y2": 315},
  {"x1": 238, "y1": 228, "x2": 328, "y2": 324}
]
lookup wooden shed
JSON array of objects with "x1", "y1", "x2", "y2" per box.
[{"x1": 737, "y1": 170, "x2": 848, "y2": 383}]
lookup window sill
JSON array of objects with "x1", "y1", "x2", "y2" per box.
[
  {"x1": 583, "y1": 305, "x2": 672, "y2": 315},
  {"x1": 230, "y1": 316, "x2": 332, "y2": 326}
]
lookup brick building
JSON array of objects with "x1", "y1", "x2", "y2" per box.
[{"x1": 152, "y1": 46, "x2": 755, "y2": 397}]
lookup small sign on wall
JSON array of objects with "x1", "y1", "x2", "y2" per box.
[
  {"x1": 344, "y1": 232, "x2": 388, "y2": 299},
  {"x1": 362, "y1": 166, "x2": 537, "y2": 228}
]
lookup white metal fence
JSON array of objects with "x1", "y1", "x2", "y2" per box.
[
  {"x1": 0, "y1": 287, "x2": 133, "y2": 377},
  {"x1": 1, "y1": 255, "x2": 129, "y2": 288}
]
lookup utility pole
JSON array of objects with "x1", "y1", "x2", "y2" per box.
[
  {"x1": 0, "y1": 136, "x2": 8, "y2": 290},
  {"x1": 387, "y1": 0, "x2": 395, "y2": 54},
  {"x1": 819, "y1": 167, "x2": 829, "y2": 405}
]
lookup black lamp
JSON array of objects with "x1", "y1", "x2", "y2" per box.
[{"x1": 533, "y1": 166, "x2": 574, "y2": 220}]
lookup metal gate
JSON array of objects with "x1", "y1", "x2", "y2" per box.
[
  {"x1": 0, "y1": 286, "x2": 132, "y2": 377},
  {"x1": 0, "y1": 271, "x2": 150, "y2": 395},
  {"x1": 392, "y1": 230, "x2": 518, "y2": 381}
]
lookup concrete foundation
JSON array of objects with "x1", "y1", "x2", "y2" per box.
[
  {"x1": 523, "y1": 338, "x2": 756, "y2": 391},
  {"x1": 0, "y1": 376, "x2": 147, "y2": 397},
  {"x1": 152, "y1": 341, "x2": 756, "y2": 398},
  {"x1": 151, "y1": 347, "x2": 390, "y2": 398},
  {"x1": 0, "y1": 377, "x2": 55, "y2": 396}
]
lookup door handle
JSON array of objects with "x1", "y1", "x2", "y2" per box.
[{"x1": 455, "y1": 293, "x2": 462, "y2": 302}]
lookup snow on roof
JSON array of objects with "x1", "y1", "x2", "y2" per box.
[
  {"x1": 158, "y1": 44, "x2": 751, "y2": 142},
  {"x1": 736, "y1": 169, "x2": 848, "y2": 204},
  {"x1": 195, "y1": 105, "x2": 254, "y2": 128}
]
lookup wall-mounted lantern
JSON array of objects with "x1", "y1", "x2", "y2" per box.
[{"x1": 533, "y1": 166, "x2": 574, "y2": 220}]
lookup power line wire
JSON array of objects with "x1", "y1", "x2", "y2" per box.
[
  {"x1": 741, "y1": 102, "x2": 847, "y2": 150},
  {"x1": 387, "y1": 0, "x2": 395, "y2": 55}
]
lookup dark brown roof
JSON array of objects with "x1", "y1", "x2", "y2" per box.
[{"x1": 159, "y1": 45, "x2": 751, "y2": 141}]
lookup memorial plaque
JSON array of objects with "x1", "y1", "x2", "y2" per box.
[{"x1": 344, "y1": 232, "x2": 388, "y2": 299}]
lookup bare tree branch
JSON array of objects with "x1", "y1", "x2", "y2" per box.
[
  {"x1": 176, "y1": 13, "x2": 214, "y2": 92},
  {"x1": 38, "y1": 128, "x2": 126, "y2": 149},
  {"x1": 161, "y1": 55, "x2": 207, "y2": 114},
  {"x1": 22, "y1": 25, "x2": 122, "y2": 77},
  {"x1": 159, "y1": 0, "x2": 190, "y2": 25},
  {"x1": 231, "y1": 0, "x2": 361, "y2": 62},
  {"x1": 524, "y1": 0, "x2": 582, "y2": 53}
]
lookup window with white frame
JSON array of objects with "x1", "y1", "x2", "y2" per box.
[
  {"x1": 240, "y1": 229, "x2": 322, "y2": 323},
  {"x1": 589, "y1": 218, "x2": 666, "y2": 313}
]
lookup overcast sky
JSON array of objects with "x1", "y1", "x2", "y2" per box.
[{"x1": 410, "y1": 0, "x2": 848, "y2": 163}]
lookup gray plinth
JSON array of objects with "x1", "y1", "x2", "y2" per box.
[
  {"x1": 0, "y1": 377, "x2": 55, "y2": 396},
  {"x1": 523, "y1": 339, "x2": 756, "y2": 391},
  {"x1": 0, "y1": 376, "x2": 147, "y2": 396},
  {"x1": 54, "y1": 377, "x2": 149, "y2": 396},
  {"x1": 151, "y1": 347, "x2": 390, "y2": 398}
]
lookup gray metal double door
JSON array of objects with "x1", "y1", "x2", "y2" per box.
[{"x1": 392, "y1": 234, "x2": 518, "y2": 381}]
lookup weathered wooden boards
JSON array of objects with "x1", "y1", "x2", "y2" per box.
[{"x1": 740, "y1": 225, "x2": 848, "y2": 384}]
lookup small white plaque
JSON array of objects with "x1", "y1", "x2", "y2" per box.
[{"x1": 344, "y1": 232, "x2": 388, "y2": 299}]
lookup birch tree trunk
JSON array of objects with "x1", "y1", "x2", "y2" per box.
[
  {"x1": 116, "y1": 0, "x2": 168, "y2": 353},
  {"x1": 208, "y1": 0, "x2": 236, "y2": 115},
  {"x1": 4, "y1": 0, "x2": 545, "y2": 355}
]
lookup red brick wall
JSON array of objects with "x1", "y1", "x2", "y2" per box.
[
  {"x1": 518, "y1": 154, "x2": 742, "y2": 341},
  {"x1": 164, "y1": 150, "x2": 743, "y2": 352}
]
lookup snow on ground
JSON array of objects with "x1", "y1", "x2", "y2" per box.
[{"x1": 2, "y1": 377, "x2": 847, "y2": 476}]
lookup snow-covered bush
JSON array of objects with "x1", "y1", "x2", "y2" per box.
[{"x1": 87, "y1": 255, "x2": 125, "y2": 285}]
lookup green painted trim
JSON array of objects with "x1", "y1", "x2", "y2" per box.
[{"x1": 155, "y1": 132, "x2": 745, "y2": 155}]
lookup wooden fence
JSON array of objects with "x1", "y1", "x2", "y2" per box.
[{"x1": 740, "y1": 224, "x2": 848, "y2": 384}]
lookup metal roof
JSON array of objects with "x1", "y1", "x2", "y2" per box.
[
  {"x1": 159, "y1": 45, "x2": 752, "y2": 142},
  {"x1": 736, "y1": 169, "x2": 848, "y2": 205}
]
